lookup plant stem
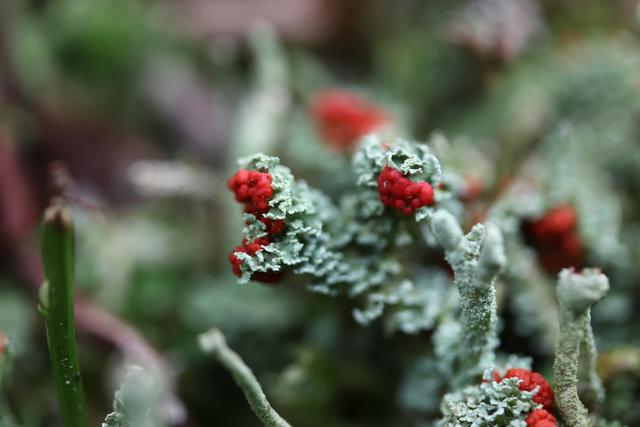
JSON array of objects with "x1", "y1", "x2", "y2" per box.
[
  {"x1": 199, "y1": 328, "x2": 291, "y2": 427},
  {"x1": 40, "y1": 201, "x2": 88, "y2": 427}
]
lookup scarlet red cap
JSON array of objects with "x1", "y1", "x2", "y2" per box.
[
  {"x1": 526, "y1": 408, "x2": 557, "y2": 427},
  {"x1": 229, "y1": 238, "x2": 283, "y2": 284},
  {"x1": 377, "y1": 166, "x2": 434, "y2": 215},
  {"x1": 228, "y1": 169, "x2": 274, "y2": 215},
  {"x1": 311, "y1": 89, "x2": 389, "y2": 150},
  {"x1": 502, "y1": 368, "x2": 554, "y2": 411},
  {"x1": 524, "y1": 204, "x2": 583, "y2": 274}
]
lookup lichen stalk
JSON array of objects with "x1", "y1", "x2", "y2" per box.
[
  {"x1": 429, "y1": 210, "x2": 506, "y2": 386},
  {"x1": 578, "y1": 311, "x2": 605, "y2": 413},
  {"x1": 199, "y1": 328, "x2": 291, "y2": 427},
  {"x1": 40, "y1": 201, "x2": 89, "y2": 427},
  {"x1": 554, "y1": 268, "x2": 609, "y2": 427}
]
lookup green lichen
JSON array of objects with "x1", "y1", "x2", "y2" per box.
[
  {"x1": 428, "y1": 210, "x2": 505, "y2": 386},
  {"x1": 102, "y1": 366, "x2": 165, "y2": 427},
  {"x1": 438, "y1": 372, "x2": 538, "y2": 427},
  {"x1": 232, "y1": 138, "x2": 450, "y2": 332},
  {"x1": 554, "y1": 268, "x2": 609, "y2": 427}
]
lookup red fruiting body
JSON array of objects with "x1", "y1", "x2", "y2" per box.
[
  {"x1": 462, "y1": 175, "x2": 484, "y2": 202},
  {"x1": 526, "y1": 409, "x2": 557, "y2": 427},
  {"x1": 228, "y1": 238, "x2": 283, "y2": 284},
  {"x1": 259, "y1": 217, "x2": 286, "y2": 235},
  {"x1": 377, "y1": 166, "x2": 435, "y2": 215},
  {"x1": 524, "y1": 204, "x2": 583, "y2": 274},
  {"x1": 228, "y1": 237, "x2": 271, "y2": 276},
  {"x1": 227, "y1": 169, "x2": 274, "y2": 215},
  {"x1": 527, "y1": 205, "x2": 576, "y2": 245},
  {"x1": 482, "y1": 370, "x2": 502, "y2": 383},
  {"x1": 228, "y1": 168, "x2": 287, "y2": 282},
  {"x1": 311, "y1": 90, "x2": 389, "y2": 150},
  {"x1": 501, "y1": 368, "x2": 554, "y2": 411}
]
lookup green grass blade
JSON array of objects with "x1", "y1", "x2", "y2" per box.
[{"x1": 41, "y1": 202, "x2": 88, "y2": 427}]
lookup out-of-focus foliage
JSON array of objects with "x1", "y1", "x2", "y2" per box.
[{"x1": 0, "y1": 0, "x2": 639, "y2": 425}]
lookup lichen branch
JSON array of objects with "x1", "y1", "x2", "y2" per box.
[
  {"x1": 429, "y1": 209, "x2": 506, "y2": 386},
  {"x1": 578, "y1": 310, "x2": 605, "y2": 413},
  {"x1": 554, "y1": 268, "x2": 609, "y2": 427},
  {"x1": 198, "y1": 328, "x2": 291, "y2": 427}
]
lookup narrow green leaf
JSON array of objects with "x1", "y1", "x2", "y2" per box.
[{"x1": 41, "y1": 201, "x2": 88, "y2": 427}]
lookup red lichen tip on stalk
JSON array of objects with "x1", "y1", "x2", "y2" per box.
[
  {"x1": 501, "y1": 368, "x2": 554, "y2": 411},
  {"x1": 377, "y1": 165, "x2": 434, "y2": 215},
  {"x1": 311, "y1": 89, "x2": 389, "y2": 150},
  {"x1": 227, "y1": 169, "x2": 274, "y2": 215},
  {"x1": 525, "y1": 408, "x2": 557, "y2": 427}
]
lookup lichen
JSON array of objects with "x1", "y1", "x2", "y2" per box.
[
  {"x1": 554, "y1": 268, "x2": 609, "y2": 427},
  {"x1": 438, "y1": 371, "x2": 538, "y2": 427}
]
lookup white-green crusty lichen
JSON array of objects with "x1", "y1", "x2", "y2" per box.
[
  {"x1": 554, "y1": 268, "x2": 609, "y2": 427},
  {"x1": 102, "y1": 366, "x2": 165, "y2": 427},
  {"x1": 438, "y1": 371, "x2": 539, "y2": 427},
  {"x1": 354, "y1": 269, "x2": 451, "y2": 334},
  {"x1": 232, "y1": 137, "x2": 454, "y2": 333},
  {"x1": 351, "y1": 135, "x2": 441, "y2": 226},
  {"x1": 232, "y1": 153, "x2": 350, "y2": 288},
  {"x1": 397, "y1": 209, "x2": 511, "y2": 424},
  {"x1": 232, "y1": 136, "x2": 509, "y2": 354},
  {"x1": 428, "y1": 210, "x2": 506, "y2": 387}
]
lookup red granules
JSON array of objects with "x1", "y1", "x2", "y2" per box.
[
  {"x1": 311, "y1": 90, "x2": 389, "y2": 150},
  {"x1": 228, "y1": 168, "x2": 287, "y2": 283},
  {"x1": 377, "y1": 165, "x2": 435, "y2": 215},
  {"x1": 227, "y1": 169, "x2": 274, "y2": 215},
  {"x1": 525, "y1": 409, "x2": 557, "y2": 427},
  {"x1": 228, "y1": 238, "x2": 283, "y2": 284},
  {"x1": 524, "y1": 204, "x2": 583, "y2": 274},
  {"x1": 228, "y1": 168, "x2": 286, "y2": 236},
  {"x1": 527, "y1": 204, "x2": 576, "y2": 243},
  {"x1": 501, "y1": 368, "x2": 554, "y2": 411},
  {"x1": 258, "y1": 217, "x2": 286, "y2": 235},
  {"x1": 229, "y1": 238, "x2": 270, "y2": 276}
]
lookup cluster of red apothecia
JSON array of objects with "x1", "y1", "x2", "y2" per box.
[
  {"x1": 523, "y1": 204, "x2": 583, "y2": 274},
  {"x1": 526, "y1": 409, "x2": 558, "y2": 427},
  {"x1": 227, "y1": 169, "x2": 286, "y2": 284},
  {"x1": 487, "y1": 368, "x2": 557, "y2": 426},
  {"x1": 377, "y1": 165, "x2": 435, "y2": 215},
  {"x1": 311, "y1": 90, "x2": 389, "y2": 151}
]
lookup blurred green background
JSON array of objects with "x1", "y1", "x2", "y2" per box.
[{"x1": 1, "y1": 0, "x2": 640, "y2": 425}]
